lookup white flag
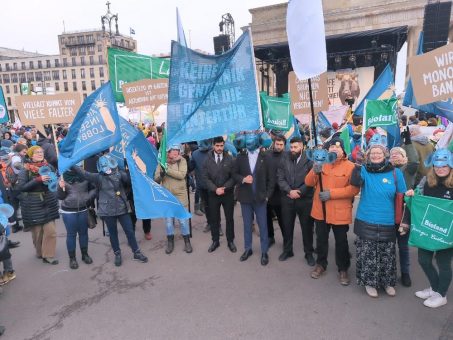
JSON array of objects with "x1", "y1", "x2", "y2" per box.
[
  {"x1": 286, "y1": 0, "x2": 327, "y2": 80},
  {"x1": 176, "y1": 7, "x2": 187, "y2": 47}
]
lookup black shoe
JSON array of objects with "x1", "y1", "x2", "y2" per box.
[
  {"x1": 401, "y1": 273, "x2": 412, "y2": 287},
  {"x1": 261, "y1": 253, "x2": 269, "y2": 266},
  {"x1": 69, "y1": 257, "x2": 78, "y2": 270},
  {"x1": 42, "y1": 257, "x2": 59, "y2": 265},
  {"x1": 183, "y1": 235, "x2": 193, "y2": 253},
  {"x1": 227, "y1": 241, "x2": 237, "y2": 253},
  {"x1": 305, "y1": 253, "x2": 316, "y2": 267},
  {"x1": 12, "y1": 225, "x2": 23, "y2": 233},
  {"x1": 133, "y1": 251, "x2": 148, "y2": 263},
  {"x1": 165, "y1": 235, "x2": 175, "y2": 254},
  {"x1": 7, "y1": 240, "x2": 20, "y2": 249},
  {"x1": 0, "y1": 325, "x2": 5, "y2": 336},
  {"x1": 268, "y1": 237, "x2": 275, "y2": 248},
  {"x1": 81, "y1": 253, "x2": 93, "y2": 265},
  {"x1": 208, "y1": 241, "x2": 220, "y2": 253},
  {"x1": 278, "y1": 251, "x2": 294, "y2": 261},
  {"x1": 240, "y1": 249, "x2": 253, "y2": 262},
  {"x1": 114, "y1": 252, "x2": 122, "y2": 267}
]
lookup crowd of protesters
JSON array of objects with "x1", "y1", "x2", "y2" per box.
[{"x1": 0, "y1": 108, "x2": 452, "y2": 335}]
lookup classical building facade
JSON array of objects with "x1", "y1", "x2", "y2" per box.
[{"x1": 249, "y1": 0, "x2": 453, "y2": 96}]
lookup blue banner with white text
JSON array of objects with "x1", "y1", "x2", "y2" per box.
[{"x1": 167, "y1": 29, "x2": 261, "y2": 145}]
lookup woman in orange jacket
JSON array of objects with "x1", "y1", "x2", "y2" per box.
[{"x1": 305, "y1": 137, "x2": 360, "y2": 285}]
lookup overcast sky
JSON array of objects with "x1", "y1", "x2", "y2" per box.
[{"x1": 1, "y1": 0, "x2": 284, "y2": 56}]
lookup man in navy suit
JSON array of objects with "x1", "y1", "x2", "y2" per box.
[{"x1": 233, "y1": 133, "x2": 274, "y2": 266}]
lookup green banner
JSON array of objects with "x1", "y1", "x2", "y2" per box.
[
  {"x1": 364, "y1": 98, "x2": 398, "y2": 130},
  {"x1": 406, "y1": 194, "x2": 453, "y2": 251},
  {"x1": 260, "y1": 92, "x2": 292, "y2": 131},
  {"x1": 0, "y1": 86, "x2": 9, "y2": 124},
  {"x1": 108, "y1": 48, "x2": 170, "y2": 102}
]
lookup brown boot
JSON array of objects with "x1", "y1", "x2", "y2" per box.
[
  {"x1": 310, "y1": 265, "x2": 325, "y2": 279},
  {"x1": 339, "y1": 271, "x2": 350, "y2": 286}
]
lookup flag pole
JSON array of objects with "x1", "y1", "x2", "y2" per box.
[{"x1": 308, "y1": 78, "x2": 326, "y2": 219}]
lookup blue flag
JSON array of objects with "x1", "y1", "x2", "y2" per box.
[
  {"x1": 0, "y1": 87, "x2": 9, "y2": 124},
  {"x1": 58, "y1": 82, "x2": 121, "y2": 173},
  {"x1": 167, "y1": 29, "x2": 261, "y2": 145},
  {"x1": 354, "y1": 64, "x2": 394, "y2": 117},
  {"x1": 403, "y1": 32, "x2": 453, "y2": 122},
  {"x1": 109, "y1": 117, "x2": 140, "y2": 169},
  {"x1": 284, "y1": 117, "x2": 302, "y2": 150},
  {"x1": 125, "y1": 133, "x2": 190, "y2": 219}
]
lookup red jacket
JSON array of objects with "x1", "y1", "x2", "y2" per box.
[{"x1": 305, "y1": 158, "x2": 359, "y2": 225}]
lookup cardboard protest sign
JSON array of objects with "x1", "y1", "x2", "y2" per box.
[
  {"x1": 122, "y1": 79, "x2": 168, "y2": 109},
  {"x1": 288, "y1": 71, "x2": 329, "y2": 120},
  {"x1": 408, "y1": 43, "x2": 453, "y2": 105},
  {"x1": 15, "y1": 93, "x2": 81, "y2": 133}
]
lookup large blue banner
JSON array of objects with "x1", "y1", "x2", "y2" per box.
[
  {"x1": 125, "y1": 133, "x2": 190, "y2": 219},
  {"x1": 109, "y1": 117, "x2": 140, "y2": 169},
  {"x1": 0, "y1": 87, "x2": 9, "y2": 124},
  {"x1": 167, "y1": 29, "x2": 261, "y2": 145},
  {"x1": 58, "y1": 82, "x2": 121, "y2": 173}
]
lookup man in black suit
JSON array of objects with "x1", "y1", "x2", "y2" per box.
[
  {"x1": 202, "y1": 137, "x2": 236, "y2": 253},
  {"x1": 233, "y1": 134, "x2": 274, "y2": 266},
  {"x1": 277, "y1": 137, "x2": 315, "y2": 266}
]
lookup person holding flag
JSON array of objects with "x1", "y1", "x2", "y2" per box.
[
  {"x1": 71, "y1": 154, "x2": 148, "y2": 267},
  {"x1": 402, "y1": 149, "x2": 453, "y2": 308},
  {"x1": 154, "y1": 144, "x2": 192, "y2": 255},
  {"x1": 305, "y1": 137, "x2": 360, "y2": 285}
]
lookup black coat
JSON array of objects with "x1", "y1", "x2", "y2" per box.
[
  {"x1": 72, "y1": 167, "x2": 130, "y2": 217},
  {"x1": 16, "y1": 165, "x2": 59, "y2": 227},
  {"x1": 277, "y1": 151, "x2": 314, "y2": 200},
  {"x1": 202, "y1": 151, "x2": 236, "y2": 193},
  {"x1": 57, "y1": 180, "x2": 97, "y2": 212},
  {"x1": 265, "y1": 149, "x2": 284, "y2": 205},
  {"x1": 233, "y1": 150, "x2": 274, "y2": 204}
]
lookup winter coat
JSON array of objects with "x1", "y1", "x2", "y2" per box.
[
  {"x1": 277, "y1": 151, "x2": 313, "y2": 200},
  {"x1": 16, "y1": 164, "x2": 59, "y2": 227},
  {"x1": 305, "y1": 158, "x2": 359, "y2": 225},
  {"x1": 57, "y1": 180, "x2": 97, "y2": 212},
  {"x1": 72, "y1": 167, "x2": 130, "y2": 217},
  {"x1": 190, "y1": 148, "x2": 210, "y2": 190},
  {"x1": 155, "y1": 157, "x2": 188, "y2": 208}
]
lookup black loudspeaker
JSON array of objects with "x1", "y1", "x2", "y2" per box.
[
  {"x1": 275, "y1": 65, "x2": 289, "y2": 97},
  {"x1": 422, "y1": 1, "x2": 452, "y2": 52},
  {"x1": 213, "y1": 35, "x2": 230, "y2": 55}
]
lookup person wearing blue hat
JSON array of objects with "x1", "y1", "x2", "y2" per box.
[
  {"x1": 403, "y1": 148, "x2": 453, "y2": 308},
  {"x1": 72, "y1": 154, "x2": 148, "y2": 266}
]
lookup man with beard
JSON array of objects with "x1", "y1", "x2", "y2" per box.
[
  {"x1": 266, "y1": 135, "x2": 285, "y2": 247},
  {"x1": 202, "y1": 137, "x2": 236, "y2": 253},
  {"x1": 277, "y1": 137, "x2": 315, "y2": 266}
]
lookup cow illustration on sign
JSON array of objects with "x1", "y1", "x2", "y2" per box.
[{"x1": 337, "y1": 72, "x2": 360, "y2": 105}]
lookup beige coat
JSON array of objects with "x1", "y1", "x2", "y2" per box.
[{"x1": 155, "y1": 157, "x2": 188, "y2": 208}]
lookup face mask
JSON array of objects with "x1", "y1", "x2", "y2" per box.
[{"x1": 104, "y1": 168, "x2": 112, "y2": 175}]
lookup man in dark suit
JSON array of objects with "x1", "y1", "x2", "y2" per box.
[
  {"x1": 277, "y1": 137, "x2": 315, "y2": 266},
  {"x1": 233, "y1": 134, "x2": 274, "y2": 266},
  {"x1": 202, "y1": 137, "x2": 237, "y2": 253}
]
